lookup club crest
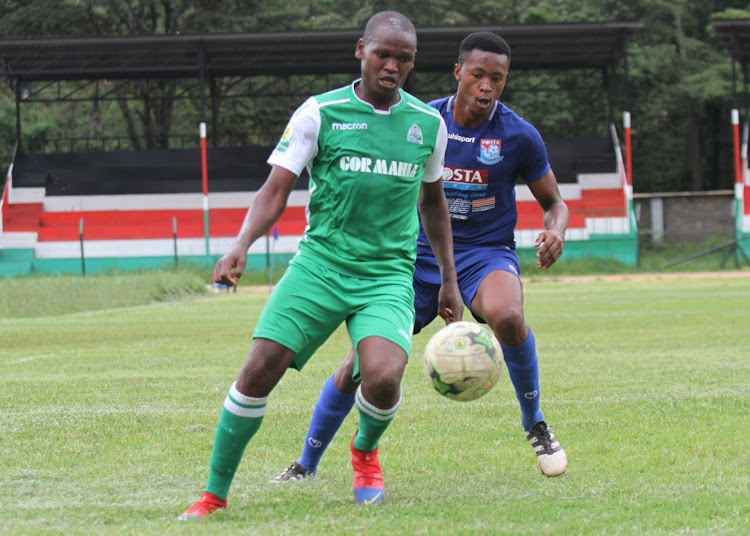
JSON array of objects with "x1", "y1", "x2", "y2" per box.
[
  {"x1": 407, "y1": 123, "x2": 423, "y2": 144},
  {"x1": 478, "y1": 138, "x2": 503, "y2": 165}
]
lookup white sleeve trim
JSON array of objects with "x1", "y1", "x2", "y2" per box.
[
  {"x1": 407, "y1": 101, "x2": 442, "y2": 119},
  {"x1": 422, "y1": 117, "x2": 447, "y2": 183}
]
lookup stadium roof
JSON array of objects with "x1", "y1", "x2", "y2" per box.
[
  {"x1": 713, "y1": 19, "x2": 750, "y2": 65},
  {"x1": 0, "y1": 22, "x2": 642, "y2": 82}
]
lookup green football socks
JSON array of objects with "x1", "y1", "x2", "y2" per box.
[
  {"x1": 205, "y1": 382, "x2": 267, "y2": 500},
  {"x1": 352, "y1": 385, "x2": 401, "y2": 451}
]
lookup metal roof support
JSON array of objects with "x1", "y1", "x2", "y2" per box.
[
  {"x1": 15, "y1": 80, "x2": 22, "y2": 154},
  {"x1": 210, "y1": 76, "x2": 219, "y2": 149},
  {"x1": 604, "y1": 64, "x2": 615, "y2": 125},
  {"x1": 731, "y1": 54, "x2": 738, "y2": 109},
  {"x1": 742, "y1": 59, "x2": 749, "y2": 120},
  {"x1": 198, "y1": 44, "x2": 207, "y2": 128},
  {"x1": 621, "y1": 33, "x2": 630, "y2": 113}
]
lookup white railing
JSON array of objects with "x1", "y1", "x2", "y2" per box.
[{"x1": 0, "y1": 142, "x2": 18, "y2": 237}]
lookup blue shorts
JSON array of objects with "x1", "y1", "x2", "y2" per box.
[{"x1": 413, "y1": 244, "x2": 521, "y2": 333}]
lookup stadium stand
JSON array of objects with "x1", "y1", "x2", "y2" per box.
[
  {"x1": 0, "y1": 24, "x2": 643, "y2": 275},
  {"x1": 1, "y1": 148, "x2": 309, "y2": 275},
  {"x1": 545, "y1": 137, "x2": 617, "y2": 183},
  {"x1": 14, "y1": 148, "x2": 273, "y2": 194},
  {"x1": 0, "y1": 135, "x2": 631, "y2": 276}
]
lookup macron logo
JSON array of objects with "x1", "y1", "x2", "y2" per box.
[{"x1": 332, "y1": 122, "x2": 368, "y2": 131}]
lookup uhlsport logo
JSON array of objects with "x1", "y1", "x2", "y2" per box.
[
  {"x1": 339, "y1": 156, "x2": 419, "y2": 178},
  {"x1": 407, "y1": 123, "x2": 423, "y2": 144},
  {"x1": 478, "y1": 138, "x2": 503, "y2": 165},
  {"x1": 448, "y1": 132, "x2": 476, "y2": 143},
  {"x1": 276, "y1": 122, "x2": 295, "y2": 153},
  {"x1": 442, "y1": 165, "x2": 488, "y2": 191}
]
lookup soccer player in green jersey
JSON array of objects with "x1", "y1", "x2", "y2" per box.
[{"x1": 177, "y1": 11, "x2": 464, "y2": 519}]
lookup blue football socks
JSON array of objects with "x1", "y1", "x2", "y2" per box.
[
  {"x1": 501, "y1": 329, "x2": 544, "y2": 432},
  {"x1": 297, "y1": 374, "x2": 356, "y2": 472}
]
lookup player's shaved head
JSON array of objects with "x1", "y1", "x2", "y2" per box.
[
  {"x1": 363, "y1": 11, "x2": 416, "y2": 44},
  {"x1": 458, "y1": 32, "x2": 511, "y2": 65}
]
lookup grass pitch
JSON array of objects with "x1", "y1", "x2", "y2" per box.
[{"x1": 1, "y1": 274, "x2": 749, "y2": 535}]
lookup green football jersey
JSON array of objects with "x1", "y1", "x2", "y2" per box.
[{"x1": 268, "y1": 82, "x2": 446, "y2": 279}]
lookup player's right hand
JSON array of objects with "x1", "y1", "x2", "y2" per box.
[
  {"x1": 213, "y1": 246, "x2": 247, "y2": 287},
  {"x1": 438, "y1": 282, "x2": 464, "y2": 325}
]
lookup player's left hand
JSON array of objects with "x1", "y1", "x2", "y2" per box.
[
  {"x1": 534, "y1": 229, "x2": 564, "y2": 270},
  {"x1": 438, "y1": 282, "x2": 464, "y2": 324}
]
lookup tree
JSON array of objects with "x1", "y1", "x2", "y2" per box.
[{"x1": 2, "y1": 0, "x2": 749, "y2": 192}]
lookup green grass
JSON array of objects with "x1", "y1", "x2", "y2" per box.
[
  {"x1": 1, "y1": 274, "x2": 749, "y2": 534},
  {"x1": 0, "y1": 264, "x2": 210, "y2": 318},
  {"x1": 3, "y1": 235, "x2": 748, "y2": 319},
  {"x1": 519, "y1": 236, "x2": 750, "y2": 277},
  {"x1": 0, "y1": 263, "x2": 294, "y2": 319},
  {"x1": 636, "y1": 236, "x2": 750, "y2": 273}
]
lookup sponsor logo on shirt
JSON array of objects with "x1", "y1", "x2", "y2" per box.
[
  {"x1": 332, "y1": 122, "x2": 368, "y2": 130},
  {"x1": 442, "y1": 166, "x2": 488, "y2": 191},
  {"x1": 448, "y1": 197, "x2": 472, "y2": 216},
  {"x1": 448, "y1": 133, "x2": 476, "y2": 143},
  {"x1": 478, "y1": 139, "x2": 503, "y2": 165},
  {"x1": 472, "y1": 196, "x2": 496, "y2": 212},
  {"x1": 339, "y1": 156, "x2": 419, "y2": 178},
  {"x1": 276, "y1": 123, "x2": 295, "y2": 153},
  {"x1": 407, "y1": 123, "x2": 423, "y2": 144}
]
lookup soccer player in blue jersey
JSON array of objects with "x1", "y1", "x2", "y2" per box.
[
  {"x1": 273, "y1": 31, "x2": 570, "y2": 484},
  {"x1": 177, "y1": 11, "x2": 464, "y2": 519}
]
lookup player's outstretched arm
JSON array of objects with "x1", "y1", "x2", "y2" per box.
[
  {"x1": 418, "y1": 179, "x2": 464, "y2": 324},
  {"x1": 213, "y1": 165, "x2": 298, "y2": 286},
  {"x1": 528, "y1": 170, "x2": 569, "y2": 270}
]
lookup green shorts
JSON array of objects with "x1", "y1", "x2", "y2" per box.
[{"x1": 253, "y1": 253, "x2": 415, "y2": 377}]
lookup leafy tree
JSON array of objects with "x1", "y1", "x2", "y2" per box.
[
  {"x1": 77, "y1": 0, "x2": 263, "y2": 149},
  {"x1": 3, "y1": 0, "x2": 750, "y2": 192},
  {"x1": 0, "y1": 0, "x2": 95, "y2": 37}
]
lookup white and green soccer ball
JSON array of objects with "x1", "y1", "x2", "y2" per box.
[{"x1": 423, "y1": 321, "x2": 503, "y2": 402}]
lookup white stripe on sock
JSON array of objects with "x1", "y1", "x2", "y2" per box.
[
  {"x1": 223, "y1": 381, "x2": 268, "y2": 418},
  {"x1": 355, "y1": 385, "x2": 401, "y2": 422},
  {"x1": 229, "y1": 382, "x2": 268, "y2": 406},
  {"x1": 224, "y1": 397, "x2": 266, "y2": 418}
]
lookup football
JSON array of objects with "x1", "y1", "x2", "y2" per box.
[{"x1": 423, "y1": 321, "x2": 503, "y2": 402}]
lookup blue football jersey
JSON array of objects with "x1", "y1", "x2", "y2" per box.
[{"x1": 417, "y1": 95, "x2": 550, "y2": 250}]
